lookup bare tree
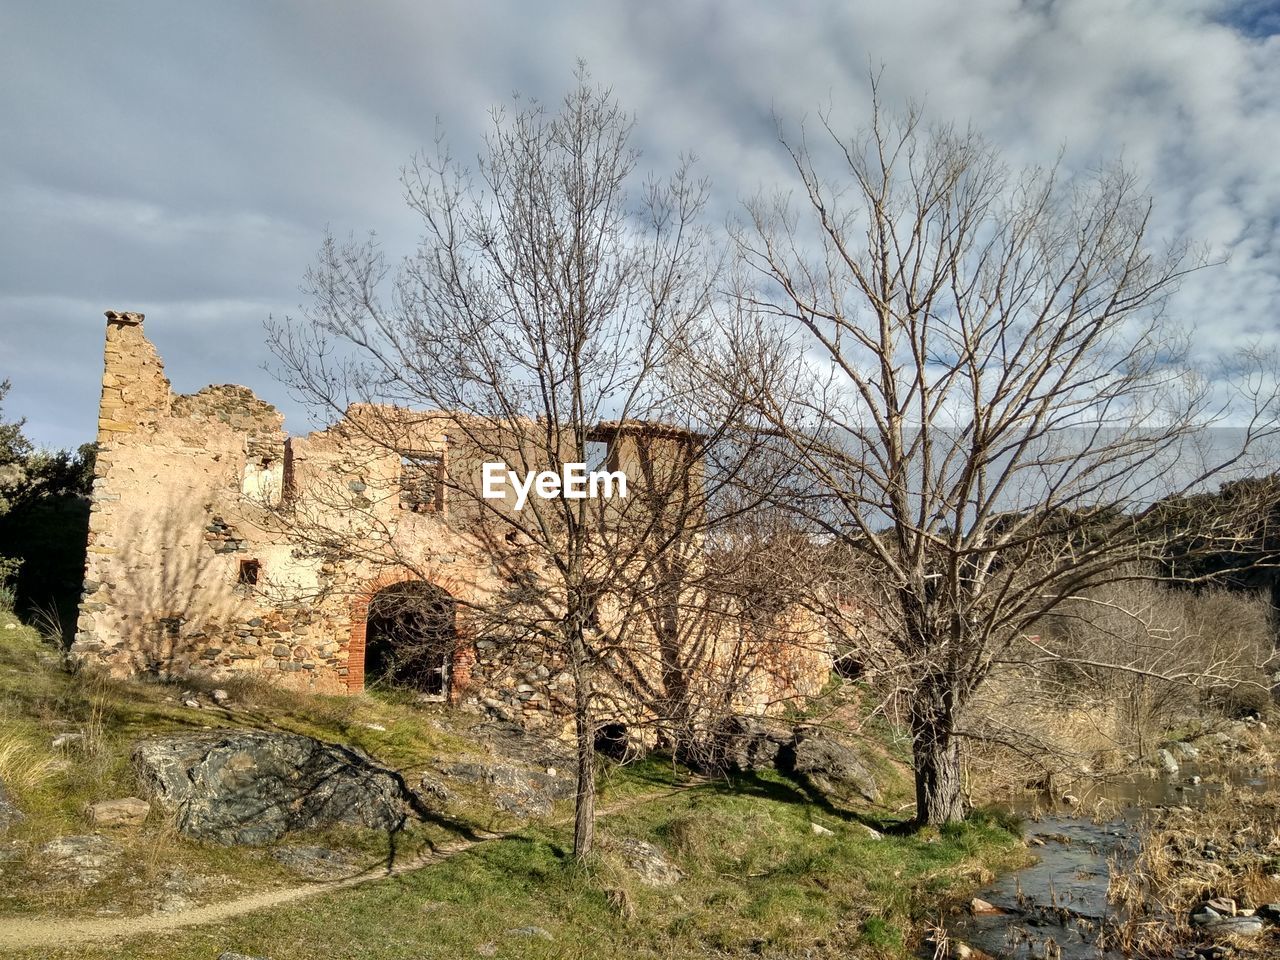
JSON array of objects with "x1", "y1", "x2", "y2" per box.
[
  {"x1": 724, "y1": 83, "x2": 1280, "y2": 825},
  {"x1": 268, "y1": 71, "x2": 800, "y2": 859}
]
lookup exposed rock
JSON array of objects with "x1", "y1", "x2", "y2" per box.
[
  {"x1": 86, "y1": 796, "x2": 150, "y2": 827},
  {"x1": 218, "y1": 953, "x2": 271, "y2": 960},
  {"x1": 418, "y1": 773, "x2": 455, "y2": 803},
  {"x1": 1201, "y1": 915, "x2": 1264, "y2": 938},
  {"x1": 211, "y1": 688, "x2": 230, "y2": 705},
  {"x1": 810, "y1": 822, "x2": 834, "y2": 836},
  {"x1": 152, "y1": 866, "x2": 209, "y2": 913},
  {"x1": 860, "y1": 824, "x2": 883, "y2": 841},
  {"x1": 789, "y1": 728, "x2": 879, "y2": 803},
  {"x1": 1169, "y1": 741, "x2": 1200, "y2": 761},
  {"x1": 970, "y1": 897, "x2": 1000, "y2": 915},
  {"x1": 705, "y1": 716, "x2": 793, "y2": 772},
  {"x1": 1191, "y1": 905, "x2": 1224, "y2": 927},
  {"x1": 38, "y1": 834, "x2": 122, "y2": 886},
  {"x1": 51, "y1": 732, "x2": 84, "y2": 749},
  {"x1": 616, "y1": 837, "x2": 683, "y2": 887},
  {"x1": 1205, "y1": 896, "x2": 1237, "y2": 916},
  {"x1": 1154, "y1": 748, "x2": 1180, "y2": 775},
  {"x1": 270, "y1": 845, "x2": 359, "y2": 881},
  {"x1": 1256, "y1": 902, "x2": 1280, "y2": 923},
  {"x1": 476, "y1": 944, "x2": 497, "y2": 958},
  {"x1": 132, "y1": 731, "x2": 418, "y2": 844},
  {"x1": 440, "y1": 760, "x2": 573, "y2": 819}
]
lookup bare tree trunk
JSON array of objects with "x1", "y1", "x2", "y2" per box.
[
  {"x1": 571, "y1": 632, "x2": 596, "y2": 862},
  {"x1": 910, "y1": 679, "x2": 966, "y2": 826}
]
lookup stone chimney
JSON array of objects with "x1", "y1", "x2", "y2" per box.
[
  {"x1": 98, "y1": 310, "x2": 171, "y2": 435},
  {"x1": 73, "y1": 311, "x2": 174, "y2": 663}
]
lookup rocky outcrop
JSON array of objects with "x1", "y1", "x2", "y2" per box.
[
  {"x1": 790, "y1": 727, "x2": 880, "y2": 803},
  {"x1": 614, "y1": 837, "x2": 683, "y2": 887},
  {"x1": 132, "y1": 731, "x2": 419, "y2": 844},
  {"x1": 439, "y1": 761, "x2": 575, "y2": 818},
  {"x1": 702, "y1": 718, "x2": 880, "y2": 804},
  {"x1": 428, "y1": 720, "x2": 577, "y2": 818},
  {"x1": 38, "y1": 834, "x2": 122, "y2": 886}
]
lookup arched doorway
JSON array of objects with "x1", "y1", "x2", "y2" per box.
[{"x1": 363, "y1": 581, "x2": 456, "y2": 698}]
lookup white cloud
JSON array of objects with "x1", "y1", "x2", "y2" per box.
[{"x1": 0, "y1": 0, "x2": 1275, "y2": 447}]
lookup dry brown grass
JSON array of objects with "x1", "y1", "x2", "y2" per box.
[
  {"x1": 1105, "y1": 789, "x2": 1280, "y2": 956},
  {"x1": 0, "y1": 735, "x2": 58, "y2": 793}
]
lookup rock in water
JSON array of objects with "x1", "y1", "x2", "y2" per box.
[
  {"x1": 132, "y1": 731, "x2": 418, "y2": 844},
  {"x1": 789, "y1": 728, "x2": 879, "y2": 803},
  {"x1": 1154, "y1": 748, "x2": 1179, "y2": 775}
]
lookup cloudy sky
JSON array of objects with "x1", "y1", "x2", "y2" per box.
[{"x1": 2, "y1": 0, "x2": 1277, "y2": 449}]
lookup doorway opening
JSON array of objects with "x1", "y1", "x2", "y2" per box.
[{"x1": 364, "y1": 581, "x2": 456, "y2": 699}]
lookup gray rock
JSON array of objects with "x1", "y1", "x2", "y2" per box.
[
  {"x1": 211, "y1": 688, "x2": 230, "y2": 705},
  {"x1": 789, "y1": 728, "x2": 879, "y2": 803},
  {"x1": 706, "y1": 716, "x2": 792, "y2": 772},
  {"x1": 270, "y1": 846, "x2": 359, "y2": 881},
  {"x1": 1154, "y1": 748, "x2": 1180, "y2": 775},
  {"x1": 38, "y1": 834, "x2": 122, "y2": 886},
  {"x1": 616, "y1": 837, "x2": 683, "y2": 887},
  {"x1": 1169, "y1": 741, "x2": 1200, "y2": 761},
  {"x1": 440, "y1": 760, "x2": 573, "y2": 819},
  {"x1": 1191, "y1": 905, "x2": 1223, "y2": 927},
  {"x1": 132, "y1": 731, "x2": 418, "y2": 844},
  {"x1": 86, "y1": 796, "x2": 150, "y2": 827},
  {"x1": 417, "y1": 774, "x2": 455, "y2": 804},
  {"x1": 1202, "y1": 915, "x2": 1264, "y2": 937},
  {"x1": 218, "y1": 953, "x2": 271, "y2": 960}
]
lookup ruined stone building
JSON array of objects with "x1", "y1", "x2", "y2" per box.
[{"x1": 72, "y1": 311, "x2": 831, "y2": 734}]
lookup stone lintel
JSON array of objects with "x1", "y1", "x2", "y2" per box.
[{"x1": 105, "y1": 310, "x2": 145, "y2": 326}]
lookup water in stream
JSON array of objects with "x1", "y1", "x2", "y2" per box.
[{"x1": 937, "y1": 764, "x2": 1280, "y2": 959}]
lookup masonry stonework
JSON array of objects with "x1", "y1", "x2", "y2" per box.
[{"x1": 72, "y1": 312, "x2": 832, "y2": 734}]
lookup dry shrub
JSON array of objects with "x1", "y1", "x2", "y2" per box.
[
  {"x1": 0, "y1": 735, "x2": 57, "y2": 793},
  {"x1": 972, "y1": 576, "x2": 1274, "y2": 784},
  {"x1": 1106, "y1": 789, "x2": 1280, "y2": 956}
]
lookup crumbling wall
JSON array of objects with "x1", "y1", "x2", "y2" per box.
[
  {"x1": 72, "y1": 313, "x2": 338, "y2": 690},
  {"x1": 72, "y1": 310, "x2": 832, "y2": 727}
]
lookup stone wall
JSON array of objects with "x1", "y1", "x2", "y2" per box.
[{"x1": 72, "y1": 310, "x2": 833, "y2": 733}]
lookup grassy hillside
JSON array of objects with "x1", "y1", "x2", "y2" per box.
[{"x1": 0, "y1": 609, "x2": 1029, "y2": 959}]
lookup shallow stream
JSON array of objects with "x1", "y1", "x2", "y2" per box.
[{"x1": 936, "y1": 764, "x2": 1280, "y2": 959}]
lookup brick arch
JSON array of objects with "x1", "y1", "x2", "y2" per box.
[{"x1": 346, "y1": 569, "x2": 476, "y2": 699}]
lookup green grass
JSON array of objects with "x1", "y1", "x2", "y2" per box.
[
  {"x1": 8, "y1": 762, "x2": 1029, "y2": 959},
  {"x1": 0, "y1": 607, "x2": 1029, "y2": 958}
]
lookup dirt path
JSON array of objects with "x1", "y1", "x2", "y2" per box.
[{"x1": 0, "y1": 788, "x2": 690, "y2": 953}]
